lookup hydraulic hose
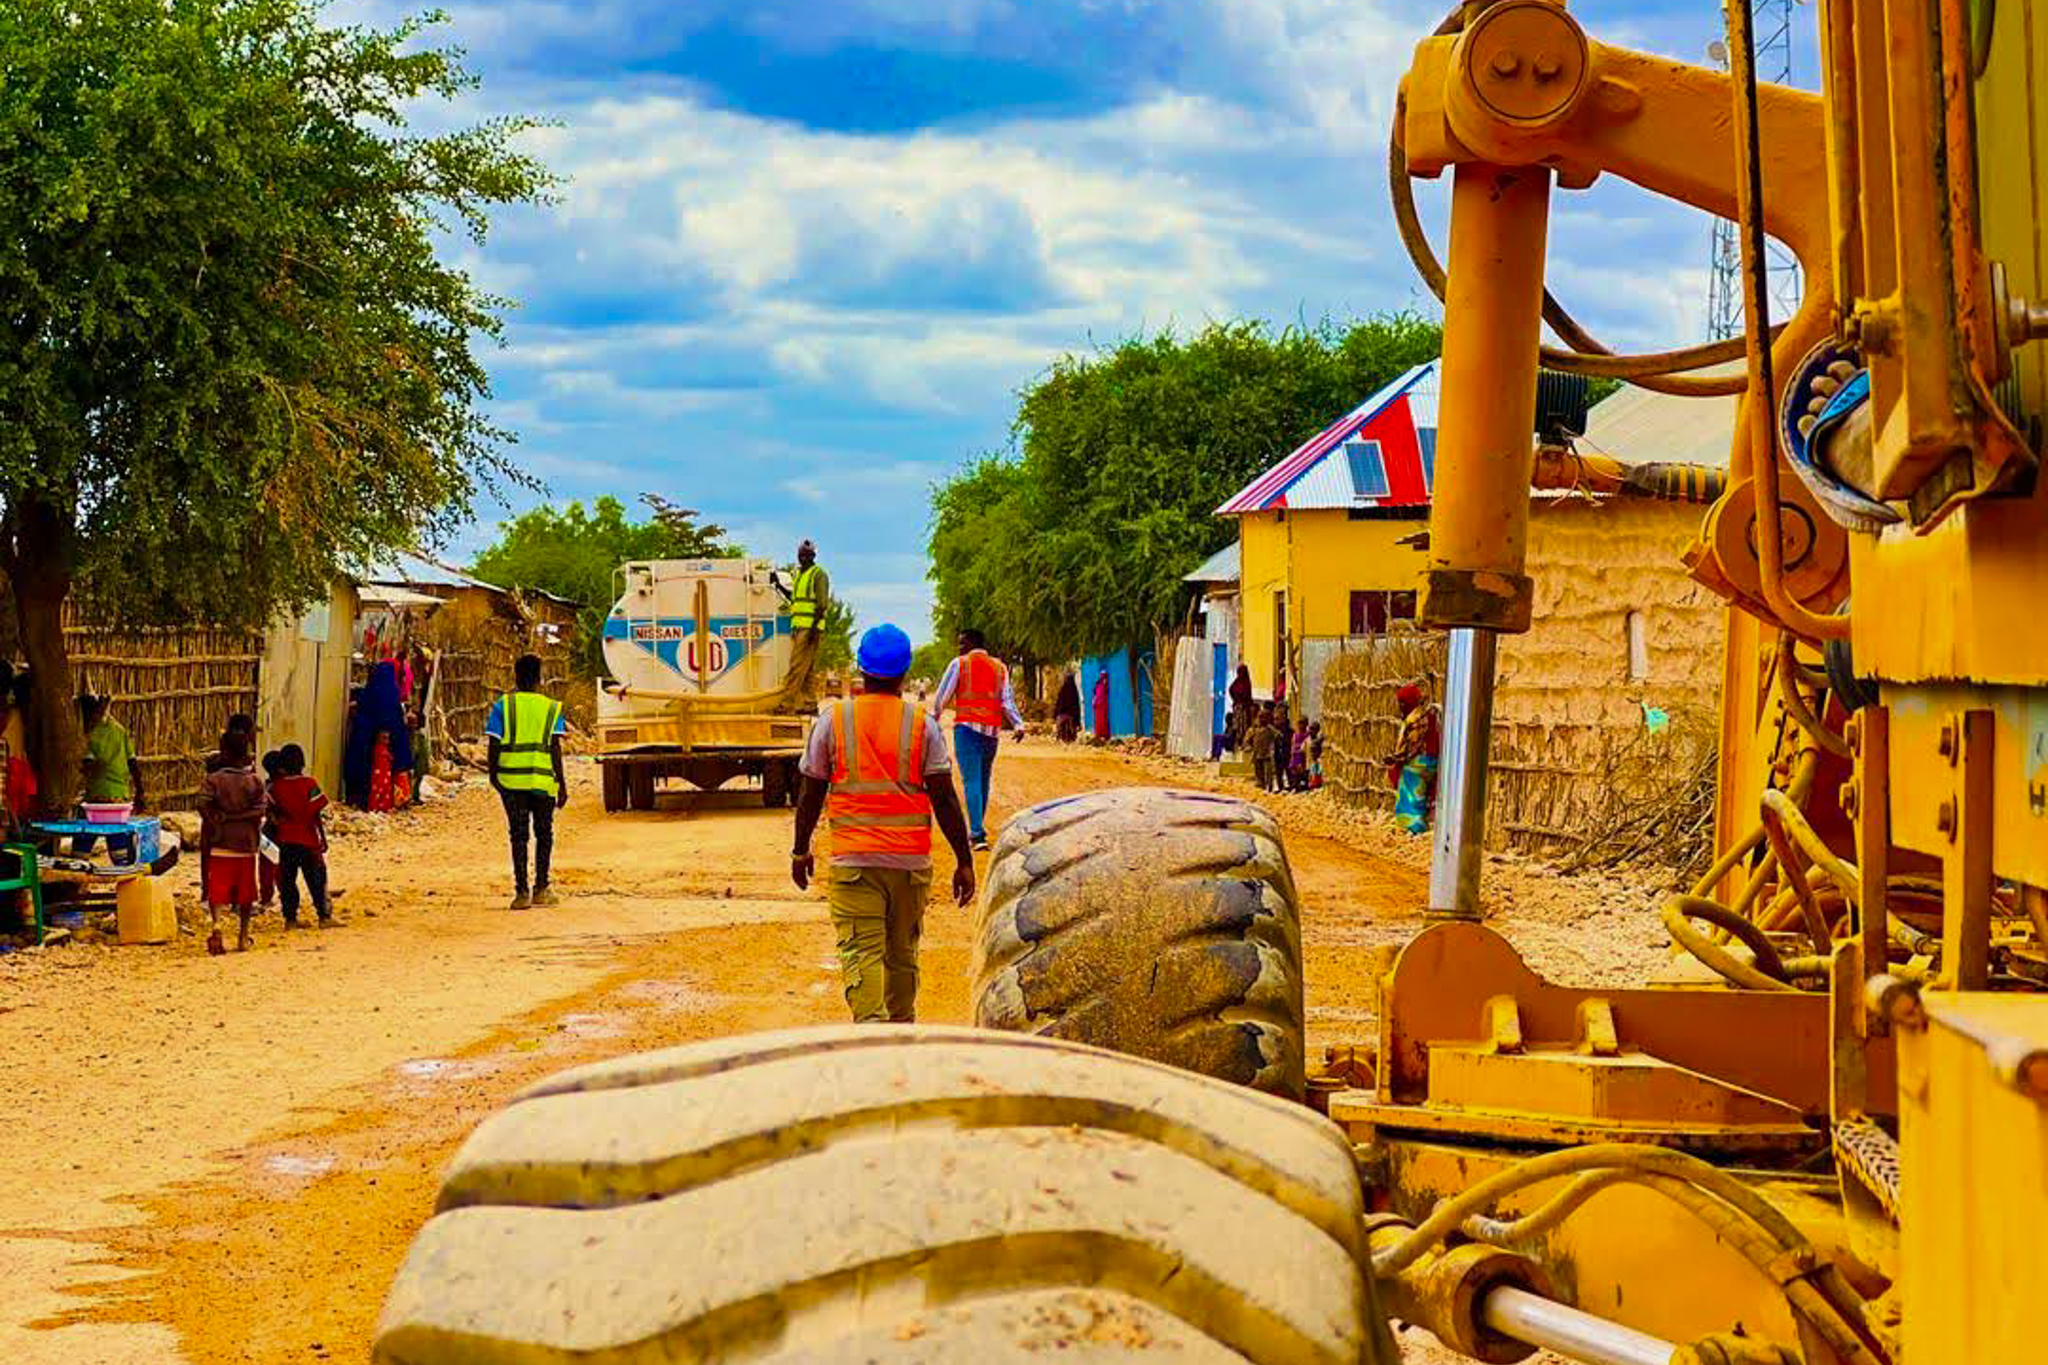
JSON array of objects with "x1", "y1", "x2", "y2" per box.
[
  {"x1": 1759, "y1": 815, "x2": 1834, "y2": 957},
  {"x1": 1374, "y1": 1144, "x2": 1890, "y2": 1365},
  {"x1": 1775, "y1": 632, "x2": 1851, "y2": 758},
  {"x1": 1724, "y1": 0, "x2": 1852, "y2": 642},
  {"x1": 1665, "y1": 894, "x2": 1796, "y2": 990},
  {"x1": 1387, "y1": 117, "x2": 1758, "y2": 398}
]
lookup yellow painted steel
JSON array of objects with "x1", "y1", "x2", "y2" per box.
[
  {"x1": 1372, "y1": 1140, "x2": 1838, "y2": 1347},
  {"x1": 1896, "y1": 997, "x2": 2048, "y2": 1365},
  {"x1": 1372, "y1": 0, "x2": 2048, "y2": 1359},
  {"x1": 597, "y1": 712, "x2": 807, "y2": 756},
  {"x1": 1420, "y1": 159, "x2": 1551, "y2": 632}
]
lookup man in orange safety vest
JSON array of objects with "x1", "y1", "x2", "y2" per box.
[
  {"x1": 933, "y1": 628, "x2": 1026, "y2": 851},
  {"x1": 791, "y1": 624, "x2": 976, "y2": 1022}
]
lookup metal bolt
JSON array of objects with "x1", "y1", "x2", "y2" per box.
[
  {"x1": 1938, "y1": 718, "x2": 1958, "y2": 762},
  {"x1": 1490, "y1": 49, "x2": 1523, "y2": 77},
  {"x1": 1937, "y1": 799, "x2": 1957, "y2": 839},
  {"x1": 1532, "y1": 51, "x2": 1563, "y2": 80},
  {"x1": 1838, "y1": 780, "x2": 1858, "y2": 817},
  {"x1": 1844, "y1": 714, "x2": 1862, "y2": 756}
]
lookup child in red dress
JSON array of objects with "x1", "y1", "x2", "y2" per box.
[{"x1": 198, "y1": 729, "x2": 267, "y2": 953}]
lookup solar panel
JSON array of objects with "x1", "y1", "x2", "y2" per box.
[{"x1": 1344, "y1": 440, "x2": 1390, "y2": 499}]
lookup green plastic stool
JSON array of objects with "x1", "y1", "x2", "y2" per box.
[{"x1": 0, "y1": 843, "x2": 44, "y2": 946}]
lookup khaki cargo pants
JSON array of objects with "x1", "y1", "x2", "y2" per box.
[
  {"x1": 826, "y1": 864, "x2": 931, "y2": 1023},
  {"x1": 785, "y1": 627, "x2": 822, "y2": 710}
]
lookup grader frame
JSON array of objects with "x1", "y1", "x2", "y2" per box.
[{"x1": 1341, "y1": 0, "x2": 2048, "y2": 1358}]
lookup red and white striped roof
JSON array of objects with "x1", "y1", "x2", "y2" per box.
[{"x1": 1215, "y1": 361, "x2": 1438, "y2": 515}]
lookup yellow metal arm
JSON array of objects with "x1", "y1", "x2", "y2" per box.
[{"x1": 1399, "y1": 0, "x2": 1833, "y2": 633}]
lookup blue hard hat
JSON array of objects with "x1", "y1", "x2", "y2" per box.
[{"x1": 856, "y1": 624, "x2": 913, "y2": 679}]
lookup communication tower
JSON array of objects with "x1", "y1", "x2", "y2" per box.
[{"x1": 1705, "y1": 0, "x2": 1803, "y2": 338}]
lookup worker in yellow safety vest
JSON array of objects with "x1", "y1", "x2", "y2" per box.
[
  {"x1": 486, "y1": 653, "x2": 567, "y2": 910},
  {"x1": 773, "y1": 539, "x2": 830, "y2": 711},
  {"x1": 791, "y1": 624, "x2": 976, "y2": 1023}
]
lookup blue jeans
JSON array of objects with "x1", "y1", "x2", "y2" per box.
[{"x1": 954, "y1": 726, "x2": 1000, "y2": 841}]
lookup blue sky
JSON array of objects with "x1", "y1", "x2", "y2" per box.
[{"x1": 334, "y1": 0, "x2": 1785, "y2": 642}]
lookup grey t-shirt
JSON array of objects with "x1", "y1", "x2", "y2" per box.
[{"x1": 801, "y1": 701, "x2": 951, "y2": 870}]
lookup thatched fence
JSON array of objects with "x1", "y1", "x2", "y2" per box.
[
  {"x1": 1314, "y1": 633, "x2": 1447, "y2": 807},
  {"x1": 65, "y1": 612, "x2": 262, "y2": 806},
  {"x1": 1316, "y1": 632, "x2": 1716, "y2": 874}
]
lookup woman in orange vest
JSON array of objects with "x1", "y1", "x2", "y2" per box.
[
  {"x1": 933, "y1": 628, "x2": 1027, "y2": 850},
  {"x1": 791, "y1": 624, "x2": 977, "y2": 1023}
]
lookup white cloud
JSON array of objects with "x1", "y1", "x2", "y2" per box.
[{"x1": 400, "y1": 0, "x2": 1730, "y2": 638}]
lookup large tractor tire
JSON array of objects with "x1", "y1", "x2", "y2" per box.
[
  {"x1": 972, "y1": 788, "x2": 1306, "y2": 1100},
  {"x1": 374, "y1": 1025, "x2": 1389, "y2": 1365}
]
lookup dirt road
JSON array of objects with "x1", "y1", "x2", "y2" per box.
[{"x1": 0, "y1": 741, "x2": 1641, "y2": 1364}]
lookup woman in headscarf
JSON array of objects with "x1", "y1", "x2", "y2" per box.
[
  {"x1": 1385, "y1": 682, "x2": 1442, "y2": 835},
  {"x1": 1091, "y1": 671, "x2": 1111, "y2": 742},
  {"x1": 1053, "y1": 672, "x2": 1082, "y2": 744},
  {"x1": 343, "y1": 661, "x2": 414, "y2": 810},
  {"x1": 1227, "y1": 664, "x2": 1255, "y2": 753}
]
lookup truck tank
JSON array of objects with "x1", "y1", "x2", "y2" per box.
[
  {"x1": 600, "y1": 558, "x2": 792, "y2": 700},
  {"x1": 593, "y1": 558, "x2": 812, "y2": 812}
]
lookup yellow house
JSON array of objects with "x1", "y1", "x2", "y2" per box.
[{"x1": 1218, "y1": 362, "x2": 1438, "y2": 698}]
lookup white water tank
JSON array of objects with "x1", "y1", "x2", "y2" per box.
[{"x1": 600, "y1": 559, "x2": 792, "y2": 698}]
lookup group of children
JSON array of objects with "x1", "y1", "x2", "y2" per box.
[
  {"x1": 196, "y1": 714, "x2": 333, "y2": 955},
  {"x1": 1237, "y1": 702, "x2": 1323, "y2": 794}
]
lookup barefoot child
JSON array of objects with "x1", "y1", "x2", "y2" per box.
[
  {"x1": 198, "y1": 728, "x2": 267, "y2": 953},
  {"x1": 268, "y1": 744, "x2": 332, "y2": 928}
]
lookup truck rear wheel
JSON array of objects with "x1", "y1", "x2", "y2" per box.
[
  {"x1": 761, "y1": 757, "x2": 793, "y2": 808},
  {"x1": 627, "y1": 762, "x2": 657, "y2": 811},
  {"x1": 601, "y1": 761, "x2": 628, "y2": 813},
  {"x1": 374, "y1": 1025, "x2": 1388, "y2": 1365},
  {"x1": 971, "y1": 788, "x2": 1305, "y2": 1100}
]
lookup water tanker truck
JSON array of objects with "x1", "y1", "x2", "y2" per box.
[{"x1": 594, "y1": 558, "x2": 811, "y2": 811}]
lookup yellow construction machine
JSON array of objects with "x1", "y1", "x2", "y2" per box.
[
  {"x1": 369, "y1": 3, "x2": 2042, "y2": 1362},
  {"x1": 1342, "y1": 0, "x2": 2045, "y2": 1357}
]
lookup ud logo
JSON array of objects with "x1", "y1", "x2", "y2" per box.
[{"x1": 684, "y1": 636, "x2": 730, "y2": 675}]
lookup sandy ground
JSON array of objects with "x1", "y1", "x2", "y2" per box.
[{"x1": 0, "y1": 741, "x2": 1661, "y2": 1364}]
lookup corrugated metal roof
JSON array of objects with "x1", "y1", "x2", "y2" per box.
[
  {"x1": 362, "y1": 549, "x2": 583, "y2": 607},
  {"x1": 1285, "y1": 450, "x2": 1357, "y2": 507},
  {"x1": 358, "y1": 584, "x2": 448, "y2": 609},
  {"x1": 1183, "y1": 540, "x2": 1240, "y2": 584},
  {"x1": 1217, "y1": 362, "x2": 1438, "y2": 514},
  {"x1": 1577, "y1": 372, "x2": 1742, "y2": 469}
]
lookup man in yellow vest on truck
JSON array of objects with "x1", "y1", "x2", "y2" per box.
[
  {"x1": 776, "y1": 539, "x2": 829, "y2": 711},
  {"x1": 791, "y1": 624, "x2": 976, "y2": 1023},
  {"x1": 486, "y1": 653, "x2": 567, "y2": 910}
]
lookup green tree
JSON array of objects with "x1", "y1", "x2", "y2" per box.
[
  {"x1": 813, "y1": 597, "x2": 857, "y2": 675},
  {"x1": 0, "y1": 0, "x2": 554, "y2": 805},
  {"x1": 907, "y1": 639, "x2": 953, "y2": 685},
  {"x1": 928, "y1": 315, "x2": 1442, "y2": 661},
  {"x1": 471, "y1": 496, "x2": 735, "y2": 673}
]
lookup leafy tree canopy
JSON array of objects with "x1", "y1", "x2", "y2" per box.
[
  {"x1": 928, "y1": 315, "x2": 1443, "y2": 661},
  {"x1": 471, "y1": 496, "x2": 735, "y2": 673},
  {"x1": 470, "y1": 495, "x2": 857, "y2": 676},
  {"x1": 0, "y1": 0, "x2": 555, "y2": 803}
]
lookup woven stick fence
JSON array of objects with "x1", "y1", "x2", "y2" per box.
[
  {"x1": 1316, "y1": 633, "x2": 1447, "y2": 809},
  {"x1": 1318, "y1": 634, "x2": 1716, "y2": 869},
  {"x1": 64, "y1": 610, "x2": 261, "y2": 806}
]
